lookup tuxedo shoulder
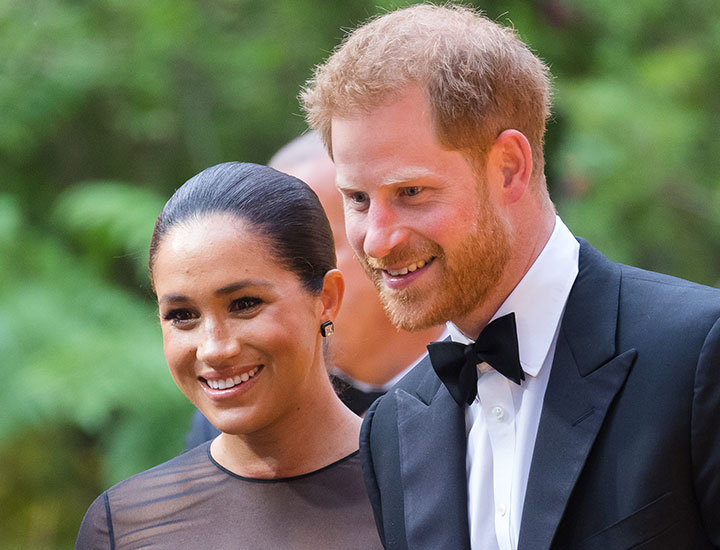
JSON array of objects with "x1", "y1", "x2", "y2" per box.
[
  {"x1": 618, "y1": 264, "x2": 720, "y2": 319},
  {"x1": 612, "y1": 264, "x2": 720, "y2": 360},
  {"x1": 620, "y1": 263, "x2": 720, "y2": 294}
]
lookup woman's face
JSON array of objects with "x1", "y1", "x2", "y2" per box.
[{"x1": 153, "y1": 213, "x2": 339, "y2": 437}]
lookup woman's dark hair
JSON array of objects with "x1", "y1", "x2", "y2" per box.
[{"x1": 149, "y1": 162, "x2": 336, "y2": 293}]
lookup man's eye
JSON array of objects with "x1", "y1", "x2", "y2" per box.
[
  {"x1": 230, "y1": 297, "x2": 263, "y2": 312},
  {"x1": 350, "y1": 191, "x2": 368, "y2": 204},
  {"x1": 402, "y1": 186, "x2": 422, "y2": 197}
]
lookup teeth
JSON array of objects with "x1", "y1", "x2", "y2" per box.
[
  {"x1": 207, "y1": 366, "x2": 259, "y2": 390},
  {"x1": 387, "y1": 259, "x2": 427, "y2": 277}
]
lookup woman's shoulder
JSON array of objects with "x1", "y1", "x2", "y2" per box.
[
  {"x1": 269, "y1": 451, "x2": 382, "y2": 549},
  {"x1": 109, "y1": 441, "x2": 214, "y2": 495},
  {"x1": 75, "y1": 442, "x2": 217, "y2": 548},
  {"x1": 254, "y1": 451, "x2": 370, "y2": 511},
  {"x1": 301, "y1": 449, "x2": 365, "y2": 484}
]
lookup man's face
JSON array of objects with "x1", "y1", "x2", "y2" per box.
[{"x1": 331, "y1": 86, "x2": 512, "y2": 332}]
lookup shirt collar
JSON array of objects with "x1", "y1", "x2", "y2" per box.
[{"x1": 446, "y1": 216, "x2": 579, "y2": 378}]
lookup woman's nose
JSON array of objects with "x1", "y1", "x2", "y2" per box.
[{"x1": 196, "y1": 320, "x2": 241, "y2": 368}]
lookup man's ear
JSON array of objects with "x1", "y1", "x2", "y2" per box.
[
  {"x1": 318, "y1": 269, "x2": 344, "y2": 324},
  {"x1": 487, "y1": 129, "x2": 533, "y2": 204}
]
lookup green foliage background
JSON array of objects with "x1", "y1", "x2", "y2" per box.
[{"x1": 1, "y1": 0, "x2": 719, "y2": 547}]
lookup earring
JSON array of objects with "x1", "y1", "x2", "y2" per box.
[{"x1": 320, "y1": 320, "x2": 334, "y2": 337}]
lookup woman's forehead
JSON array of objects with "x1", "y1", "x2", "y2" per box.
[{"x1": 154, "y1": 215, "x2": 275, "y2": 278}]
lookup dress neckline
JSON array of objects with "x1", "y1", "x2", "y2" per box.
[{"x1": 204, "y1": 441, "x2": 361, "y2": 483}]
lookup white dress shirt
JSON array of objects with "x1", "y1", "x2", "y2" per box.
[{"x1": 446, "y1": 216, "x2": 579, "y2": 550}]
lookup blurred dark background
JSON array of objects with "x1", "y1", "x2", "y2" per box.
[{"x1": 1, "y1": 0, "x2": 719, "y2": 547}]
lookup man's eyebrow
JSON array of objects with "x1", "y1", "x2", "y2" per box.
[
  {"x1": 336, "y1": 167, "x2": 439, "y2": 191},
  {"x1": 381, "y1": 167, "x2": 436, "y2": 186}
]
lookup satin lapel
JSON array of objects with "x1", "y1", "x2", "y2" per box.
[
  {"x1": 518, "y1": 240, "x2": 637, "y2": 550},
  {"x1": 396, "y1": 372, "x2": 471, "y2": 550}
]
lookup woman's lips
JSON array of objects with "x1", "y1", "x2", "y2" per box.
[
  {"x1": 203, "y1": 365, "x2": 261, "y2": 390},
  {"x1": 200, "y1": 365, "x2": 263, "y2": 399}
]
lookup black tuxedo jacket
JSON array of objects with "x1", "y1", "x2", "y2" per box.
[{"x1": 360, "y1": 240, "x2": 720, "y2": 549}]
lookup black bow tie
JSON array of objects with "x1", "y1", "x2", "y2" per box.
[{"x1": 427, "y1": 312, "x2": 524, "y2": 406}]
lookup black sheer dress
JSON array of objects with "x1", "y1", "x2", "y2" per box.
[{"x1": 76, "y1": 441, "x2": 382, "y2": 549}]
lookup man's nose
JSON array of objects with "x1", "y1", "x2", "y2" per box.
[
  {"x1": 362, "y1": 202, "x2": 408, "y2": 259},
  {"x1": 196, "y1": 320, "x2": 241, "y2": 368}
]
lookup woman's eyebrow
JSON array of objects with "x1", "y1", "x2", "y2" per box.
[
  {"x1": 158, "y1": 293, "x2": 189, "y2": 305},
  {"x1": 215, "y1": 280, "x2": 272, "y2": 297},
  {"x1": 158, "y1": 280, "x2": 273, "y2": 304}
]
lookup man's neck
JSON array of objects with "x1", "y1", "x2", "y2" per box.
[{"x1": 455, "y1": 212, "x2": 556, "y2": 338}]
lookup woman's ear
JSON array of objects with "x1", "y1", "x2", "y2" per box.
[{"x1": 318, "y1": 269, "x2": 344, "y2": 323}]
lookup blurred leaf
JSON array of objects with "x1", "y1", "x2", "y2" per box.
[
  {"x1": 53, "y1": 181, "x2": 166, "y2": 282},
  {"x1": 3, "y1": 0, "x2": 720, "y2": 547},
  {"x1": 0, "y1": 194, "x2": 22, "y2": 250},
  {"x1": 0, "y1": 216, "x2": 189, "y2": 471}
]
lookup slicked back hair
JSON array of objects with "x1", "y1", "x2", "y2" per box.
[{"x1": 149, "y1": 162, "x2": 336, "y2": 294}]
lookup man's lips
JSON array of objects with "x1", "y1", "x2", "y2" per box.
[
  {"x1": 385, "y1": 258, "x2": 429, "y2": 276},
  {"x1": 380, "y1": 257, "x2": 435, "y2": 289},
  {"x1": 369, "y1": 254, "x2": 436, "y2": 276}
]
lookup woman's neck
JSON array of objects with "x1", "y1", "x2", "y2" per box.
[{"x1": 210, "y1": 374, "x2": 360, "y2": 479}]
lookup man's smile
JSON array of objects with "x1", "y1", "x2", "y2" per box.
[{"x1": 385, "y1": 258, "x2": 431, "y2": 277}]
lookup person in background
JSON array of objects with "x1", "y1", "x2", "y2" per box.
[
  {"x1": 76, "y1": 162, "x2": 382, "y2": 549},
  {"x1": 302, "y1": 4, "x2": 720, "y2": 549},
  {"x1": 185, "y1": 133, "x2": 445, "y2": 449}
]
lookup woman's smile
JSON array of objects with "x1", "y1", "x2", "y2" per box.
[
  {"x1": 202, "y1": 365, "x2": 261, "y2": 390},
  {"x1": 200, "y1": 365, "x2": 264, "y2": 400}
]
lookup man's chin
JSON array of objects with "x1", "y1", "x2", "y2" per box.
[{"x1": 381, "y1": 294, "x2": 442, "y2": 332}]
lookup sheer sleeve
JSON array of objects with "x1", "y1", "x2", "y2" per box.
[{"x1": 75, "y1": 492, "x2": 113, "y2": 549}]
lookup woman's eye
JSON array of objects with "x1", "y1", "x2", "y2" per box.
[
  {"x1": 230, "y1": 297, "x2": 263, "y2": 313},
  {"x1": 163, "y1": 309, "x2": 197, "y2": 325}
]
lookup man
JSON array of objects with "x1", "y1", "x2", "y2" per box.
[
  {"x1": 302, "y1": 4, "x2": 720, "y2": 549},
  {"x1": 185, "y1": 132, "x2": 445, "y2": 448}
]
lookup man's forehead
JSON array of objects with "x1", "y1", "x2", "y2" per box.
[{"x1": 330, "y1": 87, "x2": 431, "y2": 143}]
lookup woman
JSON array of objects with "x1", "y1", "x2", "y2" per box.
[{"x1": 76, "y1": 162, "x2": 382, "y2": 549}]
